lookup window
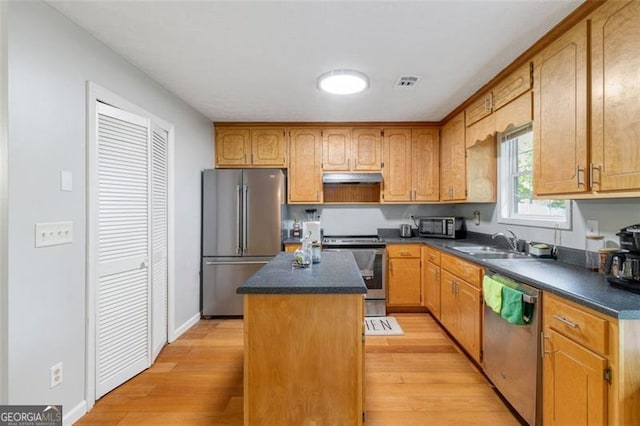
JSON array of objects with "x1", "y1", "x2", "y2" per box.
[{"x1": 498, "y1": 124, "x2": 571, "y2": 229}]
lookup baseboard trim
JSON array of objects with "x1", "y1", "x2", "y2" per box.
[
  {"x1": 63, "y1": 400, "x2": 87, "y2": 426},
  {"x1": 171, "y1": 312, "x2": 200, "y2": 342}
]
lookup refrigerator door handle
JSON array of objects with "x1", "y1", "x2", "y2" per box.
[
  {"x1": 242, "y1": 185, "x2": 249, "y2": 254},
  {"x1": 236, "y1": 185, "x2": 242, "y2": 255},
  {"x1": 205, "y1": 260, "x2": 269, "y2": 266}
]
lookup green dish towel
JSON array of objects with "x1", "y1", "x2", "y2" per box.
[
  {"x1": 482, "y1": 275, "x2": 503, "y2": 314},
  {"x1": 501, "y1": 285, "x2": 532, "y2": 325}
]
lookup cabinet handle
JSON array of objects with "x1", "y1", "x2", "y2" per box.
[
  {"x1": 435, "y1": 270, "x2": 440, "y2": 281},
  {"x1": 576, "y1": 165, "x2": 585, "y2": 187},
  {"x1": 400, "y1": 251, "x2": 411, "y2": 256},
  {"x1": 348, "y1": 158, "x2": 351, "y2": 170},
  {"x1": 590, "y1": 163, "x2": 601, "y2": 188},
  {"x1": 553, "y1": 315, "x2": 578, "y2": 328}
]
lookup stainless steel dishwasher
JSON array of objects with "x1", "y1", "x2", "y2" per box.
[{"x1": 482, "y1": 273, "x2": 541, "y2": 426}]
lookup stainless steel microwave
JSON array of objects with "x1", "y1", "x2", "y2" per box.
[{"x1": 418, "y1": 216, "x2": 465, "y2": 239}]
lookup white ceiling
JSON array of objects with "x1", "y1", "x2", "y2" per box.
[{"x1": 49, "y1": 0, "x2": 583, "y2": 123}]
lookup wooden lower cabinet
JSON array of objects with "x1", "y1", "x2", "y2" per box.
[
  {"x1": 543, "y1": 329, "x2": 607, "y2": 425},
  {"x1": 422, "y1": 247, "x2": 441, "y2": 319},
  {"x1": 244, "y1": 294, "x2": 364, "y2": 425},
  {"x1": 439, "y1": 254, "x2": 482, "y2": 363},
  {"x1": 542, "y1": 292, "x2": 640, "y2": 425},
  {"x1": 284, "y1": 243, "x2": 301, "y2": 252},
  {"x1": 387, "y1": 244, "x2": 422, "y2": 308}
]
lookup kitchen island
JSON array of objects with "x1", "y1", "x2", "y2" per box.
[{"x1": 237, "y1": 251, "x2": 366, "y2": 426}]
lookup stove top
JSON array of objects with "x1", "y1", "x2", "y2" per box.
[{"x1": 322, "y1": 235, "x2": 385, "y2": 246}]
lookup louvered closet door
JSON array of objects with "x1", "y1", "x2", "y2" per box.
[
  {"x1": 96, "y1": 102, "x2": 151, "y2": 398},
  {"x1": 151, "y1": 124, "x2": 168, "y2": 361}
]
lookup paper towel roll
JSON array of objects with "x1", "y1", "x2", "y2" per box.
[{"x1": 302, "y1": 221, "x2": 321, "y2": 242}]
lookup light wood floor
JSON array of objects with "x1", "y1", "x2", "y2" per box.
[{"x1": 75, "y1": 313, "x2": 521, "y2": 425}]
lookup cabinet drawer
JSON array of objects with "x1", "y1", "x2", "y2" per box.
[
  {"x1": 387, "y1": 244, "x2": 421, "y2": 258},
  {"x1": 441, "y1": 253, "x2": 482, "y2": 288},
  {"x1": 423, "y1": 246, "x2": 441, "y2": 265},
  {"x1": 544, "y1": 293, "x2": 609, "y2": 355}
]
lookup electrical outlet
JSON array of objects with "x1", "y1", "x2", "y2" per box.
[
  {"x1": 586, "y1": 220, "x2": 599, "y2": 236},
  {"x1": 50, "y1": 362, "x2": 63, "y2": 388}
]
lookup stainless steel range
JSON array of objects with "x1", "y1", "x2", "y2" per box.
[{"x1": 322, "y1": 236, "x2": 386, "y2": 317}]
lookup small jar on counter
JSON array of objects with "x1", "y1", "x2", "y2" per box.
[
  {"x1": 585, "y1": 235, "x2": 605, "y2": 271},
  {"x1": 311, "y1": 242, "x2": 321, "y2": 264}
]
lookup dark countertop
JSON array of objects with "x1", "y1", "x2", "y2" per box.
[
  {"x1": 378, "y1": 228, "x2": 640, "y2": 319},
  {"x1": 237, "y1": 251, "x2": 367, "y2": 295}
]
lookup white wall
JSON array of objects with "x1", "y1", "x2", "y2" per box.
[
  {"x1": 0, "y1": 0, "x2": 9, "y2": 405},
  {"x1": 454, "y1": 199, "x2": 640, "y2": 250},
  {"x1": 7, "y1": 0, "x2": 212, "y2": 419}
]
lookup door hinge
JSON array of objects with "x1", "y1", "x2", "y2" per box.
[
  {"x1": 604, "y1": 367, "x2": 612, "y2": 384},
  {"x1": 381, "y1": 162, "x2": 384, "y2": 168},
  {"x1": 362, "y1": 411, "x2": 366, "y2": 423},
  {"x1": 362, "y1": 333, "x2": 365, "y2": 343},
  {"x1": 381, "y1": 130, "x2": 384, "y2": 137}
]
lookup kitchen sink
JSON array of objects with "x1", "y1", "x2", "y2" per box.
[{"x1": 450, "y1": 245, "x2": 532, "y2": 260}]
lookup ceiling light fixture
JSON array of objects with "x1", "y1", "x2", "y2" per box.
[{"x1": 317, "y1": 69, "x2": 369, "y2": 95}]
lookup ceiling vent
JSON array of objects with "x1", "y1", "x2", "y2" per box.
[{"x1": 395, "y1": 75, "x2": 420, "y2": 87}]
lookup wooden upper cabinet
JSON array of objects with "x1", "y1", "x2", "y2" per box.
[
  {"x1": 352, "y1": 128, "x2": 382, "y2": 171},
  {"x1": 440, "y1": 113, "x2": 466, "y2": 201},
  {"x1": 590, "y1": 0, "x2": 640, "y2": 193},
  {"x1": 288, "y1": 128, "x2": 322, "y2": 203},
  {"x1": 215, "y1": 127, "x2": 286, "y2": 168},
  {"x1": 533, "y1": 20, "x2": 589, "y2": 196},
  {"x1": 465, "y1": 63, "x2": 532, "y2": 128},
  {"x1": 251, "y1": 128, "x2": 287, "y2": 167},
  {"x1": 215, "y1": 127, "x2": 251, "y2": 167},
  {"x1": 465, "y1": 93, "x2": 493, "y2": 127},
  {"x1": 322, "y1": 128, "x2": 351, "y2": 171},
  {"x1": 412, "y1": 128, "x2": 439, "y2": 201},
  {"x1": 492, "y1": 63, "x2": 532, "y2": 111},
  {"x1": 382, "y1": 128, "x2": 413, "y2": 202},
  {"x1": 322, "y1": 127, "x2": 382, "y2": 172}
]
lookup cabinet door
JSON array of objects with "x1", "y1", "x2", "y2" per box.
[
  {"x1": 543, "y1": 329, "x2": 607, "y2": 426},
  {"x1": 533, "y1": 21, "x2": 589, "y2": 195},
  {"x1": 456, "y1": 280, "x2": 481, "y2": 363},
  {"x1": 251, "y1": 128, "x2": 287, "y2": 167},
  {"x1": 492, "y1": 62, "x2": 532, "y2": 111},
  {"x1": 352, "y1": 128, "x2": 382, "y2": 171},
  {"x1": 322, "y1": 128, "x2": 351, "y2": 171},
  {"x1": 591, "y1": 0, "x2": 640, "y2": 192},
  {"x1": 439, "y1": 270, "x2": 458, "y2": 336},
  {"x1": 465, "y1": 92, "x2": 493, "y2": 127},
  {"x1": 288, "y1": 128, "x2": 322, "y2": 203},
  {"x1": 387, "y1": 257, "x2": 422, "y2": 307},
  {"x1": 215, "y1": 127, "x2": 251, "y2": 167},
  {"x1": 412, "y1": 128, "x2": 440, "y2": 201},
  {"x1": 382, "y1": 128, "x2": 412, "y2": 202},
  {"x1": 422, "y1": 258, "x2": 441, "y2": 319},
  {"x1": 440, "y1": 113, "x2": 466, "y2": 201}
]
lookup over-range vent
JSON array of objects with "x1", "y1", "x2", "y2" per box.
[{"x1": 395, "y1": 75, "x2": 420, "y2": 87}]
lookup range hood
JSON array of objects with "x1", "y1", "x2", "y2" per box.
[{"x1": 322, "y1": 172, "x2": 383, "y2": 184}]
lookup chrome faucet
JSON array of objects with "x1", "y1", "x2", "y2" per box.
[{"x1": 492, "y1": 229, "x2": 519, "y2": 251}]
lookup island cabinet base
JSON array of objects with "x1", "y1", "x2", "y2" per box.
[{"x1": 243, "y1": 293, "x2": 364, "y2": 426}]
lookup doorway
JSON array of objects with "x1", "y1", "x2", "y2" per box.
[{"x1": 86, "y1": 83, "x2": 173, "y2": 403}]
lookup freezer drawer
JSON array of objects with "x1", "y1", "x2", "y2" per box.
[{"x1": 201, "y1": 258, "x2": 269, "y2": 316}]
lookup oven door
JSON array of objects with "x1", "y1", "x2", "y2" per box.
[{"x1": 322, "y1": 248, "x2": 385, "y2": 299}]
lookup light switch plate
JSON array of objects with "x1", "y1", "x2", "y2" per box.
[
  {"x1": 35, "y1": 221, "x2": 73, "y2": 247},
  {"x1": 60, "y1": 170, "x2": 73, "y2": 192}
]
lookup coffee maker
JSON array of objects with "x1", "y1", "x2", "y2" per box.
[{"x1": 604, "y1": 224, "x2": 640, "y2": 294}]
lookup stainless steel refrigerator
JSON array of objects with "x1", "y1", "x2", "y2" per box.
[{"x1": 201, "y1": 168, "x2": 285, "y2": 316}]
